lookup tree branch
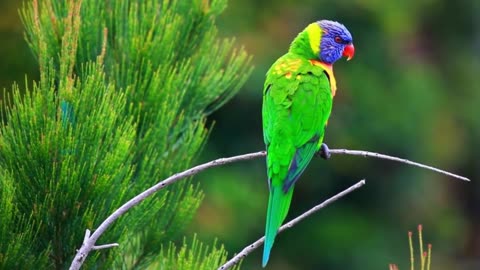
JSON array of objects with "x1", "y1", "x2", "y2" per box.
[
  {"x1": 69, "y1": 148, "x2": 469, "y2": 270},
  {"x1": 69, "y1": 151, "x2": 266, "y2": 270},
  {"x1": 329, "y1": 149, "x2": 470, "y2": 182},
  {"x1": 217, "y1": 179, "x2": 366, "y2": 270}
]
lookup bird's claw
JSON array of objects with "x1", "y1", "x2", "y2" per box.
[{"x1": 318, "y1": 143, "x2": 331, "y2": 160}]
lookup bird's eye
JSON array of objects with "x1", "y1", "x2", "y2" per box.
[{"x1": 334, "y1": 36, "x2": 343, "y2": 43}]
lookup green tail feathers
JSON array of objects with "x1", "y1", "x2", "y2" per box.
[{"x1": 262, "y1": 185, "x2": 294, "y2": 267}]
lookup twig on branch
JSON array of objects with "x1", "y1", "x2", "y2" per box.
[
  {"x1": 217, "y1": 179, "x2": 366, "y2": 270},
  {"x1": 69, "y1": 148, "x2": 469, "y2": 270},
  {"x1": 92, "y1": 243, "x2": 119, "y2": 250},
  {"x1": 76, "y1": 229, "x2": 118, "y2": 252}
]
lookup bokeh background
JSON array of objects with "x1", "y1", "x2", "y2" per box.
[{"x1": 1, "y1": 0, "x2": 479, "y2": 269}]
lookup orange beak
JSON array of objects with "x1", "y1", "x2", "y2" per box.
[{"x1": 342, "y1": 43, "x2": 355, "y2": 61}]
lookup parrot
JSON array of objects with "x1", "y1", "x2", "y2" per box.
[{"x1": 261, "y1": 20, "x2": 354, "y2": 267}]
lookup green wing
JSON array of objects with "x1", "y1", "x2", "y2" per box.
[
  {"x1": 263, "y1": 57, "x2": 333, "y2": 187},
  {"x1": 262, "y1": 55, "x2": 333, "y2": 266}
]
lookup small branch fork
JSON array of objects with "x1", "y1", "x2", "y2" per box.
[
  {"x1": 69, "y1": 148, "x2": 470, "y2": 270},
  {"x1": 79, "y1": 229, "x2": 119, "y2": 251}
]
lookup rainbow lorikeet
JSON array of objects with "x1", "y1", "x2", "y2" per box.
[{"x1": 262, "y1": 20, "x2": 354, "y2": 267}]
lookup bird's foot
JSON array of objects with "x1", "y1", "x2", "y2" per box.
[{"x1": 317, "y1": 143, "x2": 331, "y2": 160}]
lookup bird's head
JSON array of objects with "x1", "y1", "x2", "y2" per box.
[{"x1": 307, "y1": 20, "x2": 354, "y2": 64}]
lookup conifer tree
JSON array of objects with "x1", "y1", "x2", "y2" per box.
[{"x1": 0, "y1": 0, "x2": 251, "y2": 268}]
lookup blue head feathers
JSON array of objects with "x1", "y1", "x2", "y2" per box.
[{"x1": 318, "y1": 20, "x2": 354, "y2": 64}]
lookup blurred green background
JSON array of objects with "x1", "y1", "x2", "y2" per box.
[{"x1": 1, "y1": 0, "x2": 479, "y2": 269}]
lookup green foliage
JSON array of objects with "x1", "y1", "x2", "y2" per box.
[
  {"x1": 0, "y1": 0, "x2": 251, "y2": 268},
  {"x1": 151, "y1": 235, "x2": 241, "y2": 270},
  {"x1": 0, "y1": 170, "x2": 50, "y2": 269}
]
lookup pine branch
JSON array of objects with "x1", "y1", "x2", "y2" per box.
[
  {"x1": 69, "y1": 148, "x2": 470, "y2": 270},
  {"x1": 217, "y1": 179, "x2": 366, "y2": 270}
]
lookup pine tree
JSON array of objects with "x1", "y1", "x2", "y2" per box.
[{"x1": 0, "y1": 0, "x2": 251, "y2": 268}]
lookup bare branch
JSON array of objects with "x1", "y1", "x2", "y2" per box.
[
  {"x1": 69, "y1": 148, "x2": 469, "y2": 270},
  {"x1": 329, "y1": 148, "x2": 470, "y2": 182},
  {"x1": 92, "y1": 243, "x2": 119, "y2": 250},
  {"x1": 217, "y1": 179, "x2": 366, "y2": 270},
  {"x1": 83, "y1": 229, "x2": 91, "y2": 243}
]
